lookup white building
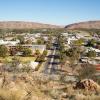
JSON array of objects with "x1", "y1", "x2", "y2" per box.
[
  {"x1": 67, "y1": 37, "x2": 78, "y2": 45},
  {"x1": 7, "y1": 44, "x2": 46, "y2": 54},
  {"x1": 0, "y1": 39, "x2": 20, "y2": 45},
  {"x1": 61, "y1": 33, "x2": 68, "y2": 37},
  {"x1": 86, "y1": 47, "x2": 100, "y2": 53}
]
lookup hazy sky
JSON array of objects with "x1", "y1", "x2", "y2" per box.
[{"x1": 0, "y1": 0, "x2": 100, "y2": 25}]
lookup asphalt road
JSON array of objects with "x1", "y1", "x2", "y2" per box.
[{"x1": 43, "y1": 39, "x2": 61, "y2": 75}]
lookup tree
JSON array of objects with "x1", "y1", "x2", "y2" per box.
[
  {"x1": 35, "y1": 50, "x2": 47, "y2": 62},
  {"x1": 17, "y1": 35, "x2": 25, "y2": 44},
  {"x1": 42, "y1": 50, "x2": 48, "y2": 56},
  {"x1": 25, "y1": 40, "x2": 33, "y2": 44},
  {"x1": 73, "y1": 39, "x2": 84, "y2": 46},
  {"x1": 46, "y1": 42, "x2": 52, "y2": 50},
  {"x1": 65, "y1": 47, "x2": 81, "y2": 72},
  {"x1": 37, "y1": 39, "x2": 42, "y2": 44},
  {"x1": 66, "y1": 47, "x2": 80, "y2": 63},
  {"x1": 16, "y1": 45, "x2": 24, "y2": 51},
  {"x1": 35, "y1": 49, "x2": 41, "y2": 56},
  {"x1": 35, "y1": 55, "x2": 46, "y2": 62},
  {"x1": 0, "y1": 45, "x2": 8, "y2": 57},
  {"x1": 87, "y1": 39, "x2": 96, "y2": 47},
  {"x1": 36, "y1": 37, "x2": 45, "y2": 44},
  {"x1": 87, "y1": 50, "x2": 96, "y2": 58},
  {"x1": 23, "y1": 48, "x2": 32, "y2": 57}
]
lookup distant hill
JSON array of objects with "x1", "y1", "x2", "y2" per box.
[
  {"x1": 65, "y1": 21, "x2": 100, "y2": 30},
  {"x1": 0, "y1": 21, "x2": 61, "y2": 29}
]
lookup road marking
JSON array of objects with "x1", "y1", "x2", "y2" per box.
[{"x1": 48, "y1": 47, "x2": 56, "y2": 73}]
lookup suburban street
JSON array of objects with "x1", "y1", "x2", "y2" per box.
[{"x1": 43, "y1": 37, "x2": 61, "y2": 74}]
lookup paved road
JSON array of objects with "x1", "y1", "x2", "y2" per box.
[
  {"x1": 43, "y1": 38, "x2": 61, "y2": 75},
  {"x1": 41, "y1": 37, "x2": 78, "y2": 82}
]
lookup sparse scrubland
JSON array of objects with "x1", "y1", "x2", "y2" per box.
[{"x1": 0, "y1": 71, "x2": 99, "y2": 100}]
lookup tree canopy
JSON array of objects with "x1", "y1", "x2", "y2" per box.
[{"x1": 0, "y1": 45, "x2": 8, "y2": 57}]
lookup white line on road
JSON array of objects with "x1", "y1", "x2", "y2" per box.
[{"x1": 48, "y1": 47, "x2": 56, "y2": 73}]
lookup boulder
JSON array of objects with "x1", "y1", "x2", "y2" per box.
[{"x1": 74, "y1": 79, "x2": 100, "y2": 91}]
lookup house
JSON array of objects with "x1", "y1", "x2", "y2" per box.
[
  {"x1": 67, "y1": 37, "x2": 78, "y2": 45},
  {"x1": 43, "y1": 36, "x2": 48, "y2": 41},
  {"x1": 34, "y1": 33, "x2": 42, "y2": 38},
  {"x1": 24, "y1": 36, "x2": 37, "y2": 43},
  {"x1": 61, "y1": 33, "x2": 68, "y2": 37},
  {"x1": 31, "y1": 45, "x2": 46, "y2": 53}
]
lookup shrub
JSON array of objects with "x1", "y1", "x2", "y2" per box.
[{"x1": 78, "y1": 63, "x2": 96, "y2": 80}]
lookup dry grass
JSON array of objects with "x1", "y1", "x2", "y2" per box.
[
  {"x1": 0, "y1": 88, "x2": 24, "y2": 100},
  {"x1": 0, "y1": 72, "x2": 99, "y2": 100},
  {"x1": 0, "y1": 56, "x2": 36, "y2": 63},
  {"x1": 0, "y1": 73, "x2": 52, "y2": 100}
]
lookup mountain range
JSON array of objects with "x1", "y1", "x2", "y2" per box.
[
  {"x1": 65, "y1": 21, "x2": 100, "y2": 29},
  {"x1": 0, "y1": 21, "x2": 100, "y2": 29},
  {"x1": 0, "y1": 21, "x2": 60, "y2": 29}
]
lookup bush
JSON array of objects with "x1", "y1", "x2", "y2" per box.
[{"x1": 78, "y1": 63, "x2": 96, "y2": 80}]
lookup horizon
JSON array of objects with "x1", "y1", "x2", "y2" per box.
[{"x1": 0, "y1": 0, "x2": 100, "y2": 25}]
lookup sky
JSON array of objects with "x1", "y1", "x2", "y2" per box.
[{"x1": 0, "y1": 0, "x2": 100, "y2": 25}]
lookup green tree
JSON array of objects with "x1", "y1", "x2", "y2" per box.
[
  {"x1": 35, "y1": 49, "x2": 41, "y2": 56},
  {"x1": 65, "y1": 47, "x2": 81, "y2": 71},
  {"x1": 36, "y1": 37, "x2": 45, "y2": 44},
  {"x1": 73, "y1": 39, "x2": 84, "y2": 46},
  {"x1": 35, "y1": 50, "x2": 47, "y2": 62},
  {"x1": 23, "y1": 48, "x2": 32, "y2": 57},
  {"x1": 87, "y1": 50, "x2": 96, "y2": 58},
  {"x1": 25, "y1": 39, "x2": 33, "y2": 44},
  {"x1": 17, "y1": 35, "x2": 25, "y2": 44},
  {"x1": 66, "y1": 47, "x2": 80, "y2": 62},
  {"x1": 37, "y1": 39, "x2": 42, "y2": 44},
  {"x1": 42, "y1": 50, "x2": 48, "y2": 56},
  {"x1": 16, "y1": 45, "x2": 24, "y2": 51},
  {"x1": 35, "y1": 55, "x2": 45, "y2": 62},
  {"x1": 87, "y1": 39, "x2": 96, "y2": 47},
  {"x1": 0, "y1": 45, "x2": 8, "y2": 57}
]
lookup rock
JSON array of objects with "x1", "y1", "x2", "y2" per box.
[{"x1": 74, "y1": 79, "x2": 100, "y2": 91}]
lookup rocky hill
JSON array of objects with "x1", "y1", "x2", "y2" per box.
[
  {"x1": 65, "y1": 21, "x2": 100, "y2": 30},
  {"x1": 0, "y1": 21, "x2": 60, "y2": 29}
]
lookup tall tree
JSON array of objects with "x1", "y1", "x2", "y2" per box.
[
  {"x1": 17, "y1": 35, "x2": 25, "y2": 44},
  {"x1": 0, "y1": 45, "x2": 8, "y2": 57}
]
